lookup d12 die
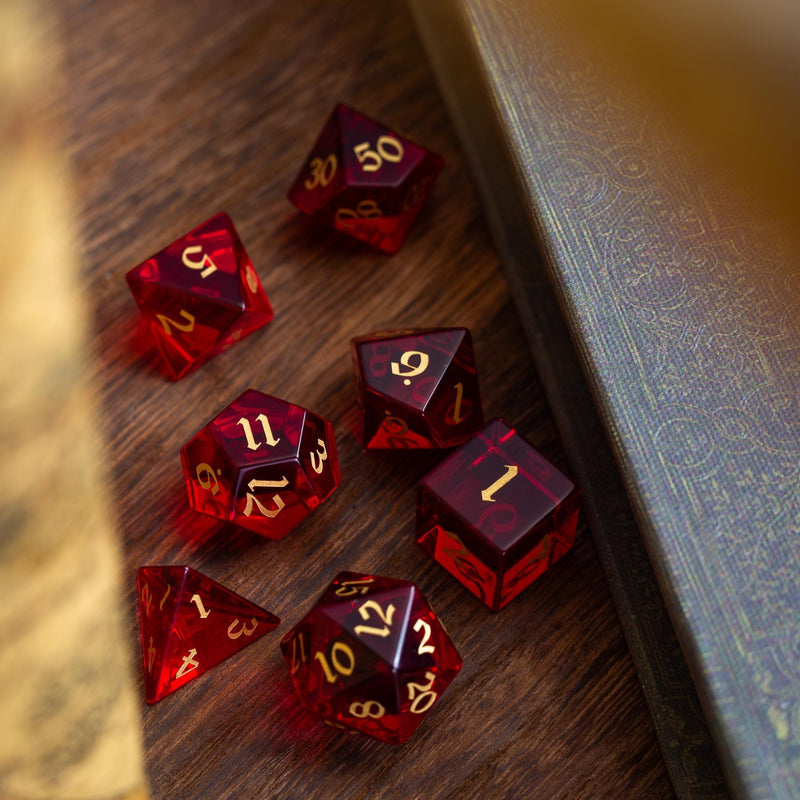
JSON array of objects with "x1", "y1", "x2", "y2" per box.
[
  {"x1": 280, "y1": 571, "x2": 461, "y2": 744},
  {"x1": 126, "y1": 212, "x2": 273, "y2": 380},
  {"x1": 288, "y1": 104, "x2": 443, "y2": 253},
  {"x1": 138, "y1": 565, "x2": 279, "y2": 702},
  {"x1": 181, "y1": 389, "x2": 340, "y2": 539},
  {"x1": 351, "y1": 328, "x2": 483, "y2": 449},
  {"x1": 416, "y1": 419, "x2": 581, "y2": 611}
]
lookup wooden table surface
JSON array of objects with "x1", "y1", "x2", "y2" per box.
[{"x1": 61, "y1": 1, "x2": 675, "y2": 797}]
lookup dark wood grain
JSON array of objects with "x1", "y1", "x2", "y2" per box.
[{"x1": 60, "y1": 1, "x2": 674, "y2": 798}]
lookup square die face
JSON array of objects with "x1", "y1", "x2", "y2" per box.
[{"x1": 420, "y1": 419, "x2": 575, "y2": 555}]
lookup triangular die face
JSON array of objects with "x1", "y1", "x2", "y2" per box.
[
  {"x1": 337, "y1": 105, "x2": 426, "y2": 189},
  {"x1": 138, "y1": 566, "x2": 188, "y2": 703},
  {"x1": 333, "y1": 672, "x2": 404, "y2": 742},
  {"x1": 319, "y1": 572, "x2": 408, "y2": 605},
  {"x1": 141, "y1": 565, "x2": 279, "y2": 702},
  {"x1": 292, "y1": 609, "x2": 384, "y2": 706},
  {"x1": 318, "y1": 584, "x2": 415, "y2": 671},
  {"x1": 288, "y1": 107, "x2": 346, "y2": 214},
  {"x1": 126, "y1": 213, "x2": 247, "y2": 311},
  {"x1": 134, "y1": 281, "x2": 242, "y2": 379}
]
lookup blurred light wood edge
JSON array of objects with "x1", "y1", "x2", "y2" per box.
[
  {"x1": 0, "y1": 2, "x2": 148, "y2": 798},
  {"x1": 551, "y1": 0, "x2": 800, "y2": 246}
]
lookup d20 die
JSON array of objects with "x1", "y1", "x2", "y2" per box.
[
  {"x1": 416, "y1": 419, "x2": 581, "y2": 611},
  {"x1": 126, "y1": 212, "x2": 273, "y2": 379},
  {"x1": 181, "y1": 389, "x2": 340, "y2": 539},
  {"x1": 280, "y1": 571, "x2": 461, "y2": 744},
  {"x1": 288, "y1": 104, "x2": 443, "y2": 253},
  {"x1": 351, "y1": 328, "x2": 483, "y2": 449},
  {"x1": 138, "y1": 565, "x2": 279, "y2": 702}
]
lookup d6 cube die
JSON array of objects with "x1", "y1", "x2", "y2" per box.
[
  {"x1": 416, "y1": 419, "x2": 580, "y2": 611},
  {"x1": 288, "y1": 104, "x2": 443, "y2": 253},
  {"x1": 126, "y1": 212, "x2": 273, "y2": 379},
  {"x1": 280, "y1": 571, "x2": 462, "y2": 744},
  {"x1": 351, "y1": 328, "x2": 483, "y2": 449},
  {"x1": 181, "y1": 389, "x2": 340, "y2": 539}
]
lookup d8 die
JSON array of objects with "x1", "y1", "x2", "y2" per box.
[
  {"x1": 281, "y1": 571, "x2": 461, "y2": 744},
  {"x1": 138, "y1": 565, "x2": 279, "y2": 702},
  {"x1": 126, "y1": 212, "x2": 273, "y2": 379},
  {"x1": 288, "y1": 104, "x2": 443, "y2": 253},
  {"x1": 351, "y1": 328, "x2": 483, "y2": 449},
  {"x1": 416, "y1": 419, "x2": 580, "y2": 611},
  {"x1": 180, "y1": 389, "x2": 340, "y2": 539}
]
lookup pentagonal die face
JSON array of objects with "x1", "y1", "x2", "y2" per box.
[
  {"x1": 280, "y1": 571, "x2": 462, "y2": 745},
  {"x1": 180, "y1": 389, "x2": 340, "y2": 539},
  {"x1": 126, "y1": 212, "x2": 273, "y2": 379},
  {"x1": 416, "y1": 419, "x2": 580, "y2": 611},
  {"x1": 351, "y1": 328, "x2": 483, "y2": 449},
  {"x1": 288, "y1": 104, "x2": 443, "y2": 253}
]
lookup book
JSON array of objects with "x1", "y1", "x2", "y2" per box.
[{"x1": 409, "y1": 1, "x2": 800, "y2": 798}]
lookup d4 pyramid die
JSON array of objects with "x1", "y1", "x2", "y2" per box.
[
  {"x1": 281, "y1": 571, "x2": 462, "y2": 744},
  {"x1": 351, "y1": 328, "x2": 483, "y2": 449},
  {"x1": 126, "y1": 212, "x2": 273, "y2": 379},
  {"x1": 288, "y1": 104, "x2": 443, "y2": 253},
  {"x1": 137, "y1": 565, "x2": 279, "y2": 702}
]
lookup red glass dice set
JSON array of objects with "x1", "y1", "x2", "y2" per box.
[{"x1": 127, "y1": 104, "x2": 580, "y2": 743}]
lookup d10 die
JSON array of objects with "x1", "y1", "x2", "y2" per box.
[
  {"x1": 351, "y1": 328, "x2": 483, "y2": 449},
  {"x1": 416, "y1": 419, "x2": 580, "y2": 611},
  {"x1": 138, "y1": 565, "x2": 280, "y2": 702},
  {"x1": 126, "y1": 212, "x2": 273, "y2": 380},
  {"x1": 281, "y1": 571, "x2": 461, "y2": 744},
  {"x1": 288, "y1": 104, "x2": 443, "y2": 253},
  {"x1": 181, "y1": 389, "x2": 340, "y2": 539}
]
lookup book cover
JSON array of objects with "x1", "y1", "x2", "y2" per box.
[{"x1": 410, "y1": 1, "x2": 800, "y2": 798}]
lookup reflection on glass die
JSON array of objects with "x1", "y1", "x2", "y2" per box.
[
  {"x1": 280, "y1": 571, "x2": 462, "y2": 744},
  {"x1": 351, "y1": 328, "x2": 483, "y2": 449},
  {"x1": 180, "y1": 389, "x2": 340, "y2": 539},
  {"x1": 125, "y1": 212, "x2": 273, "y2": 379},
  {"x1": 288, "y1": 104, "x2": 443, "y2": 253},
  {"x1": 416, "y1": 419, "x2": 580, "y2": 611},
  {"x1": 137, "y1": 565, "x2": 280, "y2": 703}
]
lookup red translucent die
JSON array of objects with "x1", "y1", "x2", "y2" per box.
[
  {"x1": 125, "y1": 212, "x2": 273, "y2": 379},
  {"x1": 288, "y1": 104, "x2": 443, "y2": 253},
  {"x1": 280, "y1": 571, "x2": 462, "y2": 744},
  {"x1": 181, "y1": 389, "x2": 340, "y2": 539},
  {"x1": 416, "y1": 419, "x2": 580, "y2": 611},
  {"x1": 137, "y1": 565, "x2": 279, "y2": 702},
  {"x1": 351, "y1": 328, "x2": 483, "y2": 450}
]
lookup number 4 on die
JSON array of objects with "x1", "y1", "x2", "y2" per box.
[{"x1": 138, "y1": 565, "x2": 280, "y2": 702}]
